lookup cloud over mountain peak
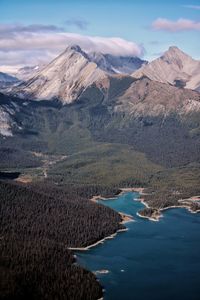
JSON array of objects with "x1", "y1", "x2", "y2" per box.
[{"x1": 0, "y1": 23, "x2": 144, "y2": 72}]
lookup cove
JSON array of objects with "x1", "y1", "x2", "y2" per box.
[{"x1": 77, "y1": 192, "x2": 200, "y2": 300}]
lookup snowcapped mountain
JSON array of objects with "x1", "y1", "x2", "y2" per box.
[
  {"x1": 88, "y1": 52, "x2": 147, "y2": 74},
  {"x1": 132, "y1": 46, "x2": 200, "y2": 91},
  {"x1": 12, "y1": 45, "x2": 109, "y2": 103}
]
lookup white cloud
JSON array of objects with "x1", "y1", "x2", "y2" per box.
[
  {"x1": 152, "y1": 18, "x2": 200, "y2": 32},
  {"x1": 0, "y1": 23, "x2": 144, "y2": 72}
]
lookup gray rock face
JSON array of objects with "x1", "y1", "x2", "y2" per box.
[
  {"x1": 9, "y1": 45, "x2": 200, "y2": 111},
  {"x1": 114, "y1": 77, "x2": 200, "y2": 117},
  {"x1": 1, "y1": 76, "x2": 200, "y2": 139},
  {"x1": 88, "y1": 52, "x2": 147, "y2": 74},
  {"x1": 10, "y1": 45, "x2": 147, "y2": 103},
  {"x1": 0, "y1": 95, "x2": 21, "y2": 136},
  {"x1": 12, "y1": 45, "x2": 108, "y2": 103},
  {"x1": 132, "y1": 46, "x2": 200, "y2": 91}
]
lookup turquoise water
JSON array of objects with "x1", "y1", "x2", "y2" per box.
[{"x1": 77, "y1": 192, "x2": 200, "y2": 300}]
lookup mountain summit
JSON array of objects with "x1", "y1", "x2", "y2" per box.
[
  {"x1": 11, "y1": 45, "x2": 146, "y2": 103},
  {"x1": 132, "y1": 46, "x2": 200, "y2": 91},
  {"x1": 12, "y1": 45, "x2": 108, "y2": 103},
  {"x1": 10, "y1": 45, "x2": 200, "y2": 103}
]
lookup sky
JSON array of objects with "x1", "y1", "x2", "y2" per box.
[{"x1": 0, "y1": 0, "x2": 200, "y2": 73}]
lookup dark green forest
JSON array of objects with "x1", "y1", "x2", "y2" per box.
[{"x1": 0, "y1": 180, "x2": 123, "y2": 299}]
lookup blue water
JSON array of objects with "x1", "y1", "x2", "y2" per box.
[{"x1": 77, "y1": 192, "x2": 200, "y2": 300}]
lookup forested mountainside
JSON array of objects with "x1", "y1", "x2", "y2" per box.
[
  {"x1": 0, "y1": 75, "x2": 200, "y2": 187},
  {"x1": 0, "y1": 180, "x2": 123, "y2": 300},
  {"x1": 1, "y1": 76, "x2": 200, "y2": 168}
]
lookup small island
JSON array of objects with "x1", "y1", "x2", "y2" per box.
[{"x1": 137, "y1": 207, "x2": 162, "y2": 221}]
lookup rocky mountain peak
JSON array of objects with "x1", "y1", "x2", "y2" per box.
[
  {"x1": 11, "y1": 44, "x2": 107, "y2": 103},
  {"x1": 66, "y1": 44, "x2": 82, "y2": 53},
  {"x1": 132, "y1": 46, "x2": 200, "y2": 90},
  {"x1": 161, "y1": 46, "x2": 192, "y2": 67},
  {"x1": 167, "y1": 46, "x2": 183, "y2": 53}
]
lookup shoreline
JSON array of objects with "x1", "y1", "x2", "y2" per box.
[
  {"x1": 90, "y1": 188, "x2": 200, "y2": 223},
  {"x1": 69, "y1": 190, "x2": 136, "y2": 252},
  {"x1": 68, "y1": 227, "x2": 128, "y2": 251},
  {"x1": 90, "y1": 187, "x2": 146, "y2": 204},
  {"x1": 90, "y1": 189, "x2": 135, "y2": 225},
  {"x1": 136, "y1": 198, "x2": 200, "y2": 221},
  {"x1": 119, "y1": 211, "x2": 134, "y2": 224},
  {"x1": 136, "y1": 212, "x2": 160, "y2": 222},
  {"x1": 90, "y1": 195, "x2": 107, "y2": 202},
  {"x1": 161, "y1": 204, "x2": 200, "y2": 214},
  {"x1": 119, "y1": 187, "x2": 147, "y2": 195}
]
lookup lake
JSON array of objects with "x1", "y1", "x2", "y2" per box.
[{"x1": 77, "y1": 192, "x2": 200, "y2": 300}]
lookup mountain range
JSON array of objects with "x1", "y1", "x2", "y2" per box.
[
  {"x1": 10, "y1": 45, "x2": 146, "y2": 102},
  {"x1": 0, "y1": 45, "x2": 199, "y2": 141},
  {"x1": 2, "y1": 45, "x2": 197, "y2": 103}
]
